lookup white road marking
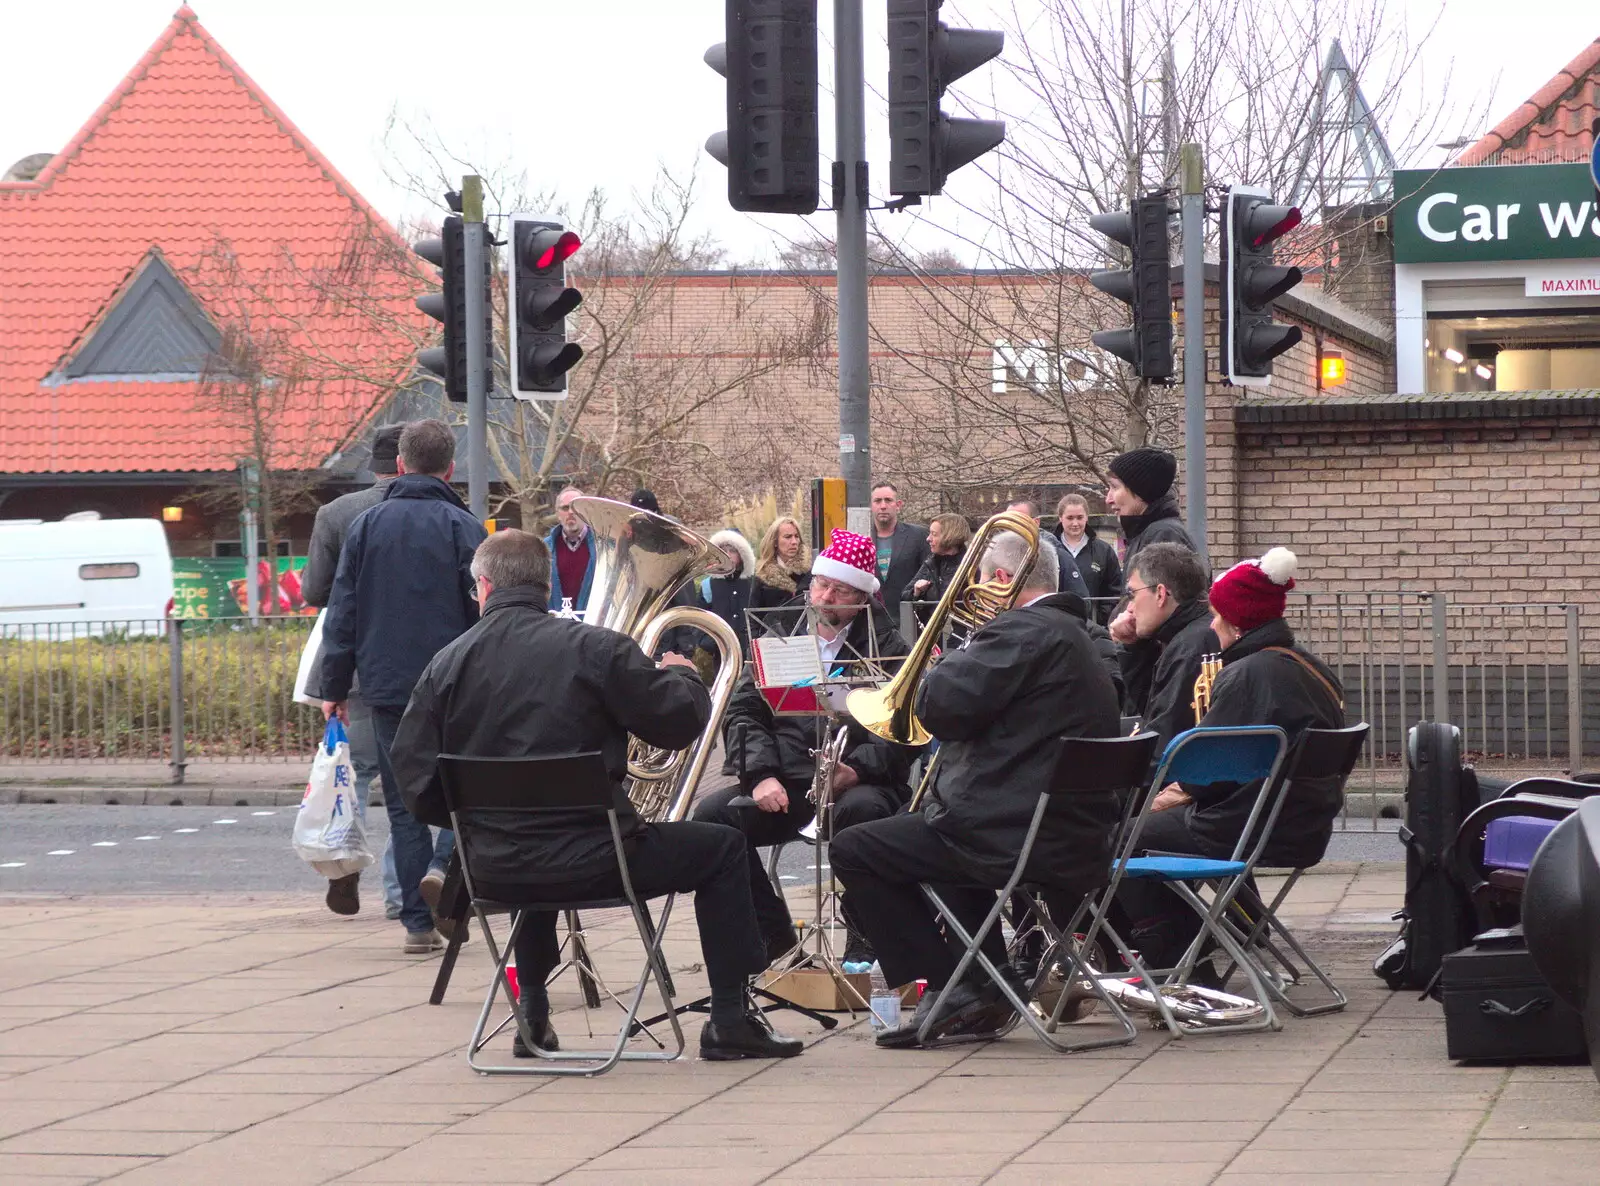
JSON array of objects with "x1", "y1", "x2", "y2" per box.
[
  {"x1": 251, "y1": 811, "x2": 276, "y2": 816},
  {"x1": 214, "y1": 819, "x2": 237, "y2": 825},
  {"x1": 92, "y1": 841, "x2": 117, "y2": 847},
  {"x1": 173, "y1": 828, "x2": 199, "y2": 834},
  {"x1": 134, "y1": 836, "x2": 160, "y2": 841},
  {"x1": 0, "y1": 862, "x2": 24, "y2": 869},
  {"x1": 779, "y1": 875, "x2": 798, "y2": 882},
  {"x1": 46, "y1": 850, "x2": 74, "y2": 856}
]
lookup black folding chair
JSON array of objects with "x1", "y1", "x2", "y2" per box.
[
  {"x1": 915, "y1": 733, "x2": 1161, "y2": 1052},
  {"x1": 1215, "y1": 724, "x2": 1370, "y2": 1017},
  {"x1": 439, "y1": 753, "x2": 684, "y2": 1077}
]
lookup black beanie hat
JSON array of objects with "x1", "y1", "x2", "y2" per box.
[
  {"x1": 370, "y1": 425, "x2": 404, "y2": 475},
  {"x1": 629, "y1": 489, "x2": 660, "y2": 514},
  {"x1": 1108, "y1": 447, "x2": 1177, "y2": 504}
]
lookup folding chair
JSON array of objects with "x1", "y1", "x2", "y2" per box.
[
  {"x1": 1217, "y1": 724, "x2": 1370, "y2": 1017},
  {"x1": 915, "y1": 732, "x2": 1162, "y2": 1052},
  {"x1": 438, "y1": 752, "x2": 685, "y2": 1077},
  {"x1": 1095, "y1": 725, "x2": 1291, "y2": 1037}
]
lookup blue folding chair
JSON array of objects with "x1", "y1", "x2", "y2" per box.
[{"x1": 1093, "y1": 725, "x2": 1291, "y2": 1037}]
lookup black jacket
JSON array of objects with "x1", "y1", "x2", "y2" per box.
[
  {"x1": 1117, "y1": 493, "x2": 1198, "y2": 713},
  {"x1": 700, "y1": 574, "x2": 754, "y2": 656},
  {"x1": 1042, "y1": 531, "x2": 1093, "y2": 600},
  {"x1": 319, "y1": 474, "x2": 486, "y2": 708},
  {"x1": 918, "y1": 591, "x2": 1122, "y2": 891},
  {"x1": 393, "y1": 586, "x2": 710, "y2": 883},
  {"x1": 1181, "y1": 618, "x2": 1346, "y2": 869},
  {"x1": 723, "y1": 596, "x2": 914, "y2": 796},
  {"x1": 752, "y1": 570, "x2": 810, "y2": 611},
  {"x1": 1058, "y1": 527, "x2": 1122, "y2": 621},
  {"x1": 901, "y1": 550, "x2": 963, "y2": 612},
  {"x1": 301, "y1": 479, "x2": 393, "y2": 608},
  {"x1": 1135, "y1": 598, "x2": 1219, "y2": 759},
  {"x1": 875, "y1": 521, "x2": 929, "y2": 623}
]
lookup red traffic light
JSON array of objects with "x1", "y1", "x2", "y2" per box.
[
  {"x1": 1245, "y1": 203, "x2": 1302, "y2": 248},
  {"x1": 530, "y1": 230, "x2": 582, "y2": 271}
]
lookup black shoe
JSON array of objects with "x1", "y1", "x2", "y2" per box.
[
  {"x1": 875, "y1": 980, "x2": 984, "y2": 1049},
  {"x1": 700, "y1": 1009, "x2": 804, "y2": 1061},
  {"x1": 511, "y1": 1014, "x2": 560, "y2": 1058},
  {"x1": 1185, "y1": 959, "x2": 1224, "y2": 992},
  {"x1": 325, "y1": 872, "x2": 360, "y2": 916},
  {"x1": 764, "y1": 925, "x2": 800, "y2": 967},
  {"x1": 842, "y1": 925, "x2": 875, "y2": 967}
]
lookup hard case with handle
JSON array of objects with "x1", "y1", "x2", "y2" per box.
[{"x1": 1441, "y1": 930, "x2": 1587, "y2": 1062}]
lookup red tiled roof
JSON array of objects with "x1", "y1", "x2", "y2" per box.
[
  {"x1": 1458, "y1": 38, "x2": 1600, "y2": 166},
  {"x1": 0, "y1": 5, "x2": 424, "y2": 475}
]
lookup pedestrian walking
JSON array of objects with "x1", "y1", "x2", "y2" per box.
[{"x1": 319, "y1": 419, "x2": 486, "y2": 953}]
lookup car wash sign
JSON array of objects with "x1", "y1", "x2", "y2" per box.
[{"x1": 1394, "y1": 164, "x2": 1600, "y2": 264}]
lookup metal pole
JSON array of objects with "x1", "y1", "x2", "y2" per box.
[
  {"x1": 1179, "y1": 144, "x2": 1208, "y2": 565},
  {"x1": 1431, "y1": 592, "x2": 1449, "y2": 724},
  {"x1": 168, "y1": 617, "x2": 186, "y2": 785},
  {"x1": 834, "y1": 0, "x2": 871, "y2": 530},
  {"x1": 1567, "y1": 604, "x2": 1583, "y2": 770},
  {"x1": 462, "y1": 175, "x2": 489, "y2": 522}
]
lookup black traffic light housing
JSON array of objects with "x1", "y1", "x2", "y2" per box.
[
  {"x1": 1222, "y1": 186, "x2": 1304, "y2": 386},
  {"x1": 705, "y1": 0, "x2": 819, "y2": 215},
  {"x1": 509, "y1": 216, "x2": 584, "y2": 399},
  {"x1": 1088, "y1": 196, "x2": 1175, "y2": 382},
  {"x1": 887, "y1": 0, "x2": 1006, "y2": 199},
  {"x1": 414, "y1": 216, "x2": 469, "y2": 403}
]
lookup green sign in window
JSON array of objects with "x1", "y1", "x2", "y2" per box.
[{"x1": 1393, "y1": 165, "x2": 1600, "y2": 264}]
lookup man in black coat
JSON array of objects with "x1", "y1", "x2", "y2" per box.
[
  {"x1": 320, "y1": 420, "x2": 486, "y2": 951},
  {"x1": 1120, "y1": 543, "x2": 1218, "y2": 757},
  {"x1": 1105, "y1": 447, "x2": 1198, "y2": 714},
  {"x1": 299, "y1": 423, "x2": 403, "y2": 918},
  {"x1": 390, "y1": 529, "x2": 801, "y2": 1061},
  {"x1": 695, "y1": 529, "x2": 915, "y2": 963},
  {"x1": 831, "y1": 534, "x2": 1123, "y2": 1046},
  {"x1": 870, "y1": 481, "x2": 929, "y2": 624},
  {"x1": 1117, "y1": 547, "x2": 1345, "y2": 973}
]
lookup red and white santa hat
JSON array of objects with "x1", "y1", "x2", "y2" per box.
[
  {"x1": 811, "y1": 529, "x2": 881, "y2": 596},
  {"x1": 1209, "y1": 546, "x2": 1298, "y2": 633}
]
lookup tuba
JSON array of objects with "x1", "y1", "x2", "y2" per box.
[
  {"x1": 570, "y1": 497, "x2": 743, "y2": 823},
  {"x1": 847, "y1": 510, "x2": 1040, "y2": 810}
]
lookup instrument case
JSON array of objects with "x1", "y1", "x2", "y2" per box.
[{"x1": 1441, "y1": 929, "x2": 1587, "y2": 1062}]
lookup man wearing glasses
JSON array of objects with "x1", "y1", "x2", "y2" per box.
[{"x1": 1117, "y1": 543, "x2": 1216, "y2": 752}]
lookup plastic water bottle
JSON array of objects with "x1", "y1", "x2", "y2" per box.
[{"x1": 868, "y1": 961, "x2": 900, "y2": 1031}]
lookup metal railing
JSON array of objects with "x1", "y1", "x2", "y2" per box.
[{"x1": 1, "y1": 616, "x2": 321, "y2": 780}]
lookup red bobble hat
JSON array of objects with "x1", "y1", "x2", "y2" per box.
[
  {"x1": 1209, "y1": 547, "x2": 1298, "y2": 633},
  {"x1": 811, "y1": 529, "x2": 881, "y2": 596}
]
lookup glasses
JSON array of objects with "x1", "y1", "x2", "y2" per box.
[{"x1": 1125, "y1": 583, "x2": 1154, "y2": 598}]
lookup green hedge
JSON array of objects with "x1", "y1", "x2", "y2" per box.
[{"x1": 0, "y1": 621, "x2": 322, "y2": 759}]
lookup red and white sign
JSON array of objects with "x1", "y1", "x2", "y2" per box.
[{"x1": 1524, "y1": 269, "x2": 1600, "y2": 296}]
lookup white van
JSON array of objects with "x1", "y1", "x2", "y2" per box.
[{"x1": 0, "y1": 518, "x2": 175, "y2": 632}]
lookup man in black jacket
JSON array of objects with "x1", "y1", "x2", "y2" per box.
[
  {"x1": 1117, "y1": 547, "x2": 1345, "y2": 973},
  {"x1": 390, "y1": 529, "x2": 801, "y2": 1061},
  {"x1": 831, "y1": 535, "x2": 1123, "y2": 1046},
  {"x1": 300, "y1": 423, "x2": 403, "y2": 918},
  {"x1": 1121, "y1": 543, "x2": 1217, "y2": 756},
  {"x1": 1105, "y1": 447, "x2": 1197, "y2": 714},
  {"x1": 870, "y1": 481, "x2": 929, "y2": 624},
  {"x1": 320, "y1": 420, "x2": 486, "y2": 952},
  {"x1": 695, "y1": 529, "x2": 915, "y2": 963}
]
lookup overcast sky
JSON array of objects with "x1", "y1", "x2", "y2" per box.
[{"x1": 2, "y1": 0, "x2": 1594, "y2": 264}]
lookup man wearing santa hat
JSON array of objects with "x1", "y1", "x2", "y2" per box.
[
  {"x1": 1118, "y1": 547, "x2": 1346, "y2": 977},
  {"x1": 695, "y1": 529, "x2": 916, "y2": 967}
]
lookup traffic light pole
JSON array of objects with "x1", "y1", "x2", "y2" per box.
[
  {"x1": 834, "y1": 0, "x2": 871, "y2": 525},
  {"x1": 1179, "y1": 143, "x2": 1208, "y2": 566},
  {"x1": 461, "y1": 175, "x2": 489, "y2": 522}
]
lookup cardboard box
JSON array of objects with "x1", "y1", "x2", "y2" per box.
[{"x1": 762, "y1": 967, "x2": 919, "y2": 1013}]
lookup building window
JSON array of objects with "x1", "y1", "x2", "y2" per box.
[{"x1": 1426, "y1": 310, "x2": 1600, "y2": 392}]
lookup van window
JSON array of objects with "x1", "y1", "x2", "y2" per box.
[{"x1": 79, "y1": 563, "x2": 140, "y2": 580}]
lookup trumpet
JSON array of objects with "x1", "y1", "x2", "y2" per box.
[
  {"x1": 846, "y1": 510, "x2": 1041, "y2": 810},
  {"x1": 1191, "y1": 653, "x2": 1223, "y2": 723}
]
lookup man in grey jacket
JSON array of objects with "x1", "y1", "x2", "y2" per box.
[{"x1": 301, "y1": 424, "x2": 403, "y2": 919}]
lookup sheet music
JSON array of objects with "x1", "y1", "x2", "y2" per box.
[{"x1": 752, "y1": 635, "x2": 822, "y2": 687}]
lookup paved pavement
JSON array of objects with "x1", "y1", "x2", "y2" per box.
[{"x1": 0, "y1": 866, "x2": 1594, "y2": 1184}]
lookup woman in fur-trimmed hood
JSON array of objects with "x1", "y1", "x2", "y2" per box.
[{"x1": 692, "y1": 528, "x2": 757, "y2": 657}]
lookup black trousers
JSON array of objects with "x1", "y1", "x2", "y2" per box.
[
  {"x1": 693, "y1": 779, "x2": 903, "y2": 941},
  {"x1": 829, "y1": 812, "x2": 1009, "y2": 991},
  {"x1": 480, "y1": 821, "x2": 767, "y2": 1007},
  {"x1": 1113, "y1": 807, "x2": 1239, "y2": 969}
]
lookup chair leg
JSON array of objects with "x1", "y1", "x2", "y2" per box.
[{"x1": 1164, "y1": 881, "x2": 1281, "y2": 1035}]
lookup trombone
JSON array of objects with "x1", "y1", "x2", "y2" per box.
[{"x1": 845, "y1": 509, "x2": 1042, "y2": 810}]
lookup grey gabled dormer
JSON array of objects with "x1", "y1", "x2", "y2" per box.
[{"x1": 60, "y1": 251, "x2": 222, "y2": 381}]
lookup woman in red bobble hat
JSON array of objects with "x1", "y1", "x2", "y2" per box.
[{"x1": 1115, "y1": 547, "x2": 1349, "y2": 979}]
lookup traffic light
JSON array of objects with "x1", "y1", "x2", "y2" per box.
[
  {"x1": 1087, "y1": 195, "x2": 1174, "y2": 382},
  {"x1": 887, "y1": 0, "x2": 1006, "y2": 199},
  {"x1": 1222, "y1": 186, "x2": 1304, "y2": 386},
  {"x1": 508, "y1": 216, "x2": 584, "y2": 399},
  {"x1": 704, "y1": 0, "x2": 819, "y2": 215},
  {"x1": 414, "y1": 216, "x2": 468, "y2": 402}
]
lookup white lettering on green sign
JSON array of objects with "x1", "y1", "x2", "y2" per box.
[{"x1": 1394, "y1": 165, "x2": 1600, "y2": 264}]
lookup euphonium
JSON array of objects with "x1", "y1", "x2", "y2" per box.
[
  {"x1": 570, "y1": 497, "x2": 743, "y2": 823},
  {"x1": 846, "y1": 508, "x2": 1040, "y2": 765},
  {"x1": 1191, "y1": 653, "x2": 1223, "y2": 723}
]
